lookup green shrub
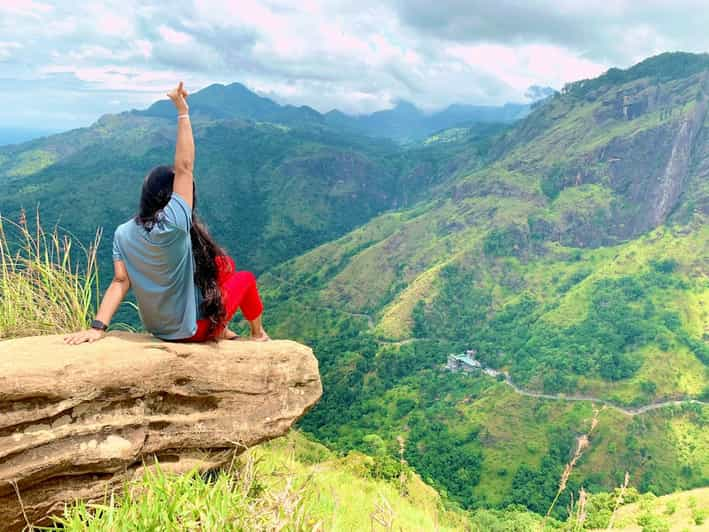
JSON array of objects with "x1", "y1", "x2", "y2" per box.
[
  {"x1": 540, "y1": 164, "x2": 567, "y2": 200},
  {"x1": 483, "y1": 226, "x2": 528, "y2": 257},
  {"x1": 650, "y1": 258, "x2": 679, "y2": 274},
  {"x1": 637, "y1": 512, "x2": 670, "y2": 532}
]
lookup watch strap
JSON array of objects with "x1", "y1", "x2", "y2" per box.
[{"x1": 91, "y1": 319, "x2": 108, "y2": 331}]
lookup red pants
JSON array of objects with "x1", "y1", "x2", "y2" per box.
[{"x1": 185, "y1": 255, "x2": 263, "y2": 342}]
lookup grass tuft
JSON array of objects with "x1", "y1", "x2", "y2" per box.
[
  {"x1": 0, "y1": 211, "x2": 100, "y2": 338},
  {"x1": 44, "y1": 453, "x2": 311, "y2": 531}
]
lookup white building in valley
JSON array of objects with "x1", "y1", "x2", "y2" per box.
[{"x1": 445, "y1": 353, "x2": 481, "y2": 372}]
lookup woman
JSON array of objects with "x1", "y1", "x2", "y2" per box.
[{"x1": 64, "y1": 82, "x2": 269, "y2": 345}]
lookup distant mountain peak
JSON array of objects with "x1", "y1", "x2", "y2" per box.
[{"x1": 392, "y1": 99, "x2": 419, "y2": 111}]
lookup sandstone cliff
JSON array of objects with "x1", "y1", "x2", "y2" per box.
[{"x1": 0, "y1": 332, "x2": 322, "y2": 530}]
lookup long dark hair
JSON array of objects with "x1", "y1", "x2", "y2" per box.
[{"x1": 136, "y1": 165, "x2": 227, "y2": 337}]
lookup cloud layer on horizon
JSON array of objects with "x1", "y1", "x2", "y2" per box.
[{"x1": 1, "y1": 0, "x2": 708, "y2": 129}]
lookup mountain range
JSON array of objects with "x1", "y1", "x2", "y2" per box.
[
  {"x1": 0, "y1": 51, "x2": 706, "y2": 520},
  {"x1": 136, "y1": 81, "x2": 533, "y2": 143}
]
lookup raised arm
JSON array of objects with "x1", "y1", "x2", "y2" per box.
[{"x1": 167, "y1": 81, "x2": 194, "y2": 208}]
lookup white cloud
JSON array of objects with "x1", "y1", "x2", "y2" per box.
[
  {"x1": 96, "y1": 12, "x2": 134, "y2": 37},
  {"x1": 0, "y1": 0, "x2": 53, "y2": 18},
  {"x1": 446, "y1": 43, "x2": 607, "y2": 92},
  {"x1": 40, "y1": 64, "x2": 184, "y2": 92},
  {"x1": 3, "y1": 0, "x2": 709, "y2": 129},
  {"x1": 0, "y1": 41, "x2": 22, "y2": 60},
  {"x1": 158, "y1": 25, "x2": 194, "y2": 46}
]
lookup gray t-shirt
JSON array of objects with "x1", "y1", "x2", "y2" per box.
[{"x1": 112, "y1": 192, "x2": 198, "y2": 340}]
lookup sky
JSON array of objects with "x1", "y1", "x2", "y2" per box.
[{"x1": 1, "y1": 0, "x2": 708, "y2": 130}]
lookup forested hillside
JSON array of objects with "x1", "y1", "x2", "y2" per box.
[
  {"x1": 1, "y1": 51, "x2": 706, "y2": 522},
  {"x1": 260, "y1": 52, "x2": 709, "y2": 515},
  {"x1": 0, "y1": 100, "x2": 505, "y2": 278}
]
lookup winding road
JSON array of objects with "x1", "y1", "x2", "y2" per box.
[
  {"x1": 497, "y1": 373, "x2": 706, "y2": 416},
  {"x1": 305, "y1": 307, "x2": 708, "y2": 416},
  {"x1": 450, "y1": 356, "x2": 707, "y2": 417},
  {"x1": 262, "y1": 280, "x2": 706, "y2": 417}
]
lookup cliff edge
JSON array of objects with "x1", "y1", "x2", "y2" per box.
[{"x1": 0, "y1": 332, "x2": 322, "y2": 530}]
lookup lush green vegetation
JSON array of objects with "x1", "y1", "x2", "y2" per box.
[
  {"x1": 255, "y1": 53, "x2": 709, "y2": 517},
  {"x1": 564, "y1": 52, "x2": 709, "y2": 98},
  {"x1": 415, "y1": 258, "x2": 707, "y2": 394},
  {"x1": 262, "y1": 287, "x2": 706, "y2": 517},
  {"x1": 0, "y1": 214, "x2": 99, "y2": 338},
  {"x1": 260, "y1": 177, "x2": 706, "y2": 519},
  {"x1": 50, "y1": 430, "x2": 538, "y2": 531},
  {"x1": 589, "y1": 486, "x2": 709, "y2": 531},
  {"x1": 2, "y1": 52, "x2": 708, "y2": 526}
]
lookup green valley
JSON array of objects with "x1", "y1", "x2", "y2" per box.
[
  {"x1": 0, "y1": 105, "x2": 502, "y2": 277},
  {"x1": 1, "y1": 51, "x2": 708, "y2": 526},
  {"x1": 258, "y1": 52, "x2": 709, "y2": 517}
]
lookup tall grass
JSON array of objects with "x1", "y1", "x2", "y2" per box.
[
  {"x1": 45, "y1": 454, "x2": 312, "y2": 531},
  {"x1": 0, "y1": 211, "x2": 100, "y2": 338},
  {"x1": 46, "y1": 431, "x2": 477, "y2": 531},
  {"x1": 541, "y1": 407, "x2": 603, "y2": 530},
  {"x1": 606, "y1": 472, "x2": 630, "y2": 530}
]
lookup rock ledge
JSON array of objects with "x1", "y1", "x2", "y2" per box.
[{"x1": 0, "y1": 332, "x2": 322, "y2": 530}]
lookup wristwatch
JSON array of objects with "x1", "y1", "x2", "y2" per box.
[{"x1": 91, "y1": 319, "x2": 108, "y2": 331}]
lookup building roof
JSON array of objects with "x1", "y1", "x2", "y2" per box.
[{"x1": 450, "y1": 353, "x2": 480, "y2": 367}]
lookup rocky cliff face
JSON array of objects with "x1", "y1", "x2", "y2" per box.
[
  {"x1": 0, "y1": 333, "x2": 322, "y2": 530},
  {"x1": 499, "y1": 64, "x2": 709, "y2": 246},
  {"x1": 597, "y1": 73, "x2": 709, "y2": 236}
]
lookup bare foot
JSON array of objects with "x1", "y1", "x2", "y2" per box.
[
  {"x1": 219, "y1": 328, "x2": 239, "y2": 340},
  {"x1": 250, "y1": 331, "x2": 271, "y2": 342}
]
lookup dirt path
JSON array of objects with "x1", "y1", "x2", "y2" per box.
[
  {"x1": 370, "y1": 334, "x2": 708, "y2": 416},
  {"x1": 376, "y1": 338, "x2": 424, "y2": 346}
]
